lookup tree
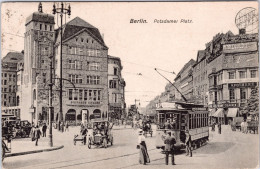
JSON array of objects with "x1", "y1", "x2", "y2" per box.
[{"x1": 241, "y1": 87, "x2": 259, "y2": 120}]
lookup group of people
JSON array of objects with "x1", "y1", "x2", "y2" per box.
[
  {"x1": 163, "y1": 119, "x2": 176, "y2": 130},
  {"x1": 137, "y1": 129, "x2": 192, "y2": 166},
  {"x1": 211, "y1": 122, "x2": 222, "y2": 134}
]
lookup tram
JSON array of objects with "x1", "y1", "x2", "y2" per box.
[{"x1": 156, "y1": 101, "x2": 209, "y2": 150}]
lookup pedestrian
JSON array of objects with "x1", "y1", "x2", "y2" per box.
[
  {"x1": 81, "y1": 126, "x2": 88, "y2": 145},
  {"x1": 30, "y1": 124, "x2": 36, "y2": 141},
  {"x1": 212, "y1": 122, "x2": 215, "y2": 131},
  {"x1": 244, "y1": 120, "x2": 248, "y2": 134},
  {"x1": 138, "y1": 130, "x2": 150, "y2": 165},
  {"x1": 34, "y1": 125, "x2": 41, "y2": 146},
  {"x1": 65, "y1": 121, "x2": 69, "y2": 132},
  {"x1": 163, "y1": 131, "x2": 176, "y2": 165},
  {"x1": 218, "y1": 122, "x2": 221, "y2": 134},
  {"x1": 42, "y1": 123, "x2": 47, "y2": 137},
  {"x1": 164, "y1": 119, "x2": 171, "y2": 129},
  {"x1": 185, "y1": 130, "x2": 192, "y2": 157}
]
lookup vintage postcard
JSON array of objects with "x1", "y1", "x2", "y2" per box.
[{"x1": 1, "y1": 1, "x2": 259, "y2": 169}]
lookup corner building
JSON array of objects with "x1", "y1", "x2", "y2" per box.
[
  {"x1": 207, "y1": 31, "x2": 259, "y2": 124},
  {"x1": 54, "y1": 17, "x2": 109, "y2": 125}
]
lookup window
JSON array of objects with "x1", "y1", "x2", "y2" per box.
[
  {"x1": 228, "y1": 72, "x2": 235, "y2": 79},
  {"x1": 9, "y1": 85, "x2": 11, "y2": 92},
  {"x1": 84, "y1": 90, "x2": 88, "y2": 100},
  {"x1": 4, "y1": 73, "x2": 7, "y2": 77},
  {"x1": 13, "y1": 74, "x2": 16, "y2": 81},
  {"x1": 87, "y1": 76, "x2": 91, "y2": 84},
  {"x1": 4, "y1": 80, "x2": 7, "y2": 85},
  {"x1": 43, "y1": 73, "x2": 46, "y2": 83},
  {"x1": 79, "y1": 89, "x2": 83, "y2": 100},
  {"x1": 69, "y1": 74, "x2": 82, "y2": 84},
  {"x1": 13, "y1": 86, "x2": 15, "y2": 92},
  {"x1": 114, "y1": 94, "x2": 117, "y2": 103},
  {"x1": 68, "y1": 60, "x2": 76, "y2": 69},
  {"x1": 109, "y1": 80, "x2": 117, "y2": 88},
  {"x1": 114, "y1": 68, "x2": 118, "y2": 75},
  {"x1": 93, "y1": 90, "x2": 97, "y2": 101},
  {"x1": 89, "y1": 62, "x2": 100, "y2": 71},
  {"x1": 40, "y1": 24, "x2": 42, "y2": 30},
  {"x1": 4, "y1": 94, "x2": 6, "y2": 99},
  {"x1": 240, "y1": 88, "x2": 246, "y2": 100},
  {"x1": 251, "y1": 70, "x2": 257, "y2": 78},
  {"x1": 50, "y1": 25, "x2": 52, "y2": 31},
  {"x1": 229, "y1": 89, "x2": 235, "y2": 101},
  {"x1": 45, "y1": 25, "x2": 47, "y2": 30},
  {"x1": 81, "y1": 38, "x2": 84, "y2": 42},
  {"x1": 86, "y1": 76, "x2": 100, "y2": 85},
  {"x1": 79, "y1": 48, "x2": 83, "y2": 55},
  {"x1": 97, "y1": 90, "x2": 101, "y2": 101},
  {"x1": 68, "y1": 89, "x2": 73, "y2": 100},
  {"x1": 69, "y1": 47, "x2": 77, "y2": 55},
  {"x1": 76, "y1": 61, "x2": 82, "y2": 70},
  {"x1": 239, "y1": 71, "x2": 246, "y2": 79},
  {"x1": 88, "y1": 49, "x2": 95, "y2": 56},
  {"x1": 74, "y1": 89, "x2": 78, "y2": 100},
  {"x1": 89, "y1": 90, "x2": 92, "y2": 100},
  {"x1": 96, "y1": 50, "x2": 101, "y2": 57}
]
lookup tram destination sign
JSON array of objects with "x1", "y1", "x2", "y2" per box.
[{"x1": 228, "y1": 82, "x2": 257, "y2": 88}]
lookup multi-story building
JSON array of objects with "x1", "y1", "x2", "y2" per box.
[
  {"x1": 193, "y1": 50, "x2": 208, "y2": 105},
  {"x1": 1, "y1": 52, "x2": 23, "y2": 119},
  {"x1": 54, "y1": 17, "x2": 109, "y2": 125},
  {"x1": 207, "y1": 30, "x2": 259, "y2": 124},
  {"x1": 108, "y1": 55, "x2": 126, "y2": 119},
  {"x1": 173, "y1": 59, "x2": 195, "y2": 101}
]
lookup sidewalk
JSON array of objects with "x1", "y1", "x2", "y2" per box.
[{"x1": 5, "y1": 134, "x2": 64, "y2": 157}]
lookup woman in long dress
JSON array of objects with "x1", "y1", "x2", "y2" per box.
[{"x1": 138, "y1": 130, "x2": 150, "y2": 165}]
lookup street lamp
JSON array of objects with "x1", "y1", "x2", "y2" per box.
[
  {"x1": 48, "y1": 51, "x2": 54, "y2": 147},
  {"x1": 52, "y1": 2, "x2": 71, "y2": 128}
]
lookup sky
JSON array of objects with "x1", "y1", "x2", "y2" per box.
[{"x1": 1, "y1": 2, "x2": 258, "y2": 107}]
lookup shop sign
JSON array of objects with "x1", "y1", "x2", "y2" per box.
[
  {"x1": 222, "y1": 103, "x2": 238, "y2": 108},
  {"x1": 228, "y1": 82, "x2": 257, "y2": 88},
  {"x1": 192, "y1": 107, "x2": 208, "y2": 111},
  {"x1": 223, "y1": 42, "x2": 257, "y2": 53},
  {"x1": 70, "y1": 100, "x2": 101, "y2": 105}
]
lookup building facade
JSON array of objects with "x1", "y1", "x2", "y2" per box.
[
  {"x1": 108, "y1": 56, "x2": 126, "y2": 119},
  {"x1": 1, "y1": 52, "x2": 23, "y2": 119},
  {"x1": 173, "y1": 59, "x2": 195, "y2": 101},
  {"x1": 207, "y1": 31, "x2": 259, "y2": 124},
  {"x1": 54, "y1": 17, "x2": 109, "y2": 125},
  {"x1": 193, "y1": 50, "x2": 208, "y2": 105}
]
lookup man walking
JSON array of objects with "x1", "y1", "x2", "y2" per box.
[
  {"x1": 42, "y1": 123, "x2": 47, "y2": 137},
  {"x1": 185, "y1": 130, "x2": 192, "y2": 157},
  {"x1": 218, "y1": 122, "x2": 221, "y2": 134},
  {"x1": 34, "y1": 125, "x2": 41, "y2": 146},
  {"x1": 163, "y1": 131, "x2": 176, "y2": 165}
]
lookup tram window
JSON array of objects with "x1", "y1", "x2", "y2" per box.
[
  {"x1": 202, "y1": 114, "x2": 204, "y2": 127},
  {"x1": 194, "y1": 114, "x2": 196, "y2": 128},
  {"x1": 199, "y1": 114, "x2": 201, "y2": 128},
  {"x1": 189, "y1": 114, "x2": 191, "y2": 129}
]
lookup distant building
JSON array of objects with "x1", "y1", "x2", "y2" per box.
[
  {"x1": 174, "y1": 59, "x2": 196, "y2": 101},
  {"x1": 1, "y1": 52, "x2": 23, "y2": 120},
  {"x1": 108, "y1": 55, "x2": 126, "y2": 119},
  {"x1": 193, "y1": 50, "x2": 208, "y2": 105}
]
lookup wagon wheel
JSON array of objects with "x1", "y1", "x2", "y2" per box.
[
  {"x1": 88, "y1": 138, "x2": 91, "y2": 149},
  {"x1": 2, "y1": 145, "x2": 5, "y2": 162},
  {"x1": 103, "y1": 138, "x2": 108, "y2": 148}
]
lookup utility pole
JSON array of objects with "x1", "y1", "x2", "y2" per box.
[
  {"x1": 48, "y1": 51, "x2": 53, "y2": 147},
  {"x1": 53, "y1": 2, "x2": 71, "y2": 129}
]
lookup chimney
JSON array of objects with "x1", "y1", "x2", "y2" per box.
[{"x1": 239, "y1": 28, "x2": 246, "y2": 35}]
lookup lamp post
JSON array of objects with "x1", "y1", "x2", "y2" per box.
[
  {"x1": 52, "y1": 3, "x2": 71, "y2": 129},
  {"x1": 48, "y1": 53, "x2": 53, "y2": 147}
]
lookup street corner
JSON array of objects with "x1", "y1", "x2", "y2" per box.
[{"x1": 5, "y1": 145, "x2": 64, "y2": 158}]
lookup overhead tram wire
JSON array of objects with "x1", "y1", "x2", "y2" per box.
[{"x1": 154, "y1": 68, "x2": 187, "y2": 102}]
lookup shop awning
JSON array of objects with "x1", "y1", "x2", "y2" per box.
[
  {"x1": 213, "y1": 108, "x2": 224, "y2": 117},
  {"x1": 209, "y1": 109, "x2": 215, "y2": 116},
  {"x1": 227, "y1": 108, "x2": 238, "y2": 117}
]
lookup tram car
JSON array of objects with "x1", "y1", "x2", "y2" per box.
[{"x1": 156, "y1": 101, "x2": 209, "y2": 150}]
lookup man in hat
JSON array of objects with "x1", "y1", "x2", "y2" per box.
[
  {"x1": 164, "y1": 119, "x2": 171, "y2": 129},
  {"x1": 185, "y1": 130, "x2": 192, "y2": 157},
  {"x1": 163, "y1": 131, "x2": 176, "y2": 165}
]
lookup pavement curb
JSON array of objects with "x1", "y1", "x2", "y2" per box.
[{"x1": 5, "y1": 145, "x2": 64, "y2": 157}]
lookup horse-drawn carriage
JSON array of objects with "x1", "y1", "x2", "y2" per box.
[{"x1": 88, "y1": 119, "x2": 114, "y2": 149}]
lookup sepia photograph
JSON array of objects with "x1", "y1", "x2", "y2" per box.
[{"x1": 1, "y1": 1, "x2": 259, "y2": 169}]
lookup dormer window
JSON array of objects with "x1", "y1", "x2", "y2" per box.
[{"x1": 81, "y1": 38, "x2": 84, "y2": 42}]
